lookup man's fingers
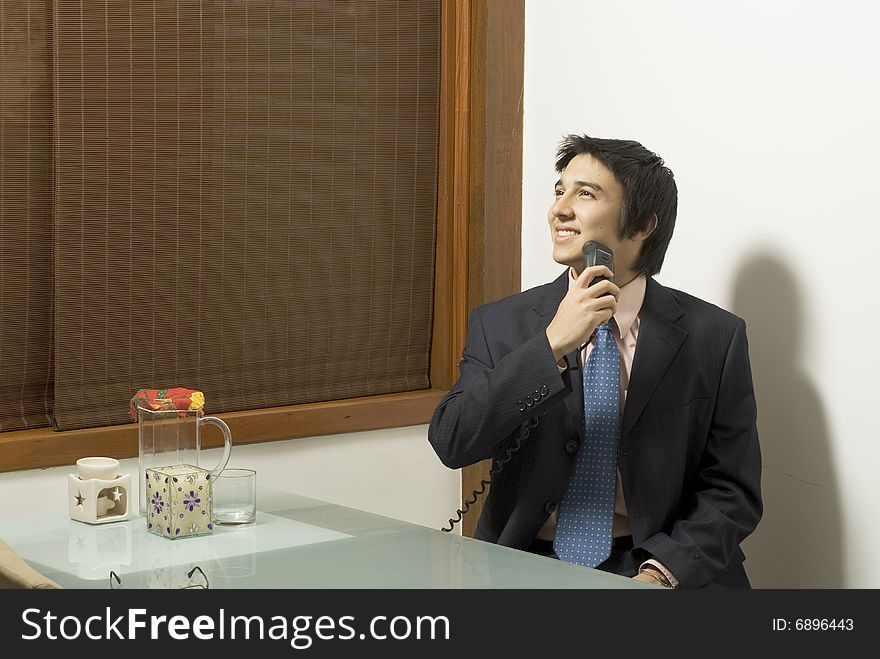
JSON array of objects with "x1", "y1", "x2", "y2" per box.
[
  {"x1": 573, "y1": 281, "x2": 619, "y2": 305},
  {"x1": 591, "y1": 280, "x2": 620, "y2": 300},
  {"x1": 575, "y1": 265, "x2": 614, "y2": 287}
]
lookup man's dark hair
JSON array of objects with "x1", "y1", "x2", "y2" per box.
[{"x1": 555, "y1": 134, "x2": 677, "y2": 277}]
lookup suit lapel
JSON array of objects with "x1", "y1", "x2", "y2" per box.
[
  {"x1": 620, "y1": 277, "x2": 688, "y2": 442},
  {"x1": 530, "y1": 270, "x2": 585, "y2": 443},
  {"x1": 561, "y1": 347, "x2": 585, "y2": 443}
]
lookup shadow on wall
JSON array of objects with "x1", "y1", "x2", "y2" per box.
[{"x1": 732, "y1": 253, "x2": 842, "y2": 587}]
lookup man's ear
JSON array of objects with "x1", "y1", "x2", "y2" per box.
[{"x1": 634, "y1": 214, "x2": 659, "y2": 242}]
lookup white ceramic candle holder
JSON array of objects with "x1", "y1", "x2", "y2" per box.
[{"x1": 68, "y1": 457, "x2": 131, "y2": 524}]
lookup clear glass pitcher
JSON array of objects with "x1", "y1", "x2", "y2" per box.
[{"x1": 136, "y1": 405, "x2": 232, "y2": 516}]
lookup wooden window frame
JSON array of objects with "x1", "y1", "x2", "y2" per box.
[{"x1": 0, "y1": 0, "x2": 524, "y2": 482}]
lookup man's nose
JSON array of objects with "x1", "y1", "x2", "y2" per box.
[{"x1": 550, "y1": 195, "x2": 573, "y2": 219}]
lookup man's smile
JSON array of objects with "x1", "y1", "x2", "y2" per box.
[{"x1": 554, "y1": 226, "x2": 580, "y2": 242}]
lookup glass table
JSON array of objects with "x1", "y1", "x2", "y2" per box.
[{"x1": 0, "y1": 487, "x2": 647, "y2": 589}]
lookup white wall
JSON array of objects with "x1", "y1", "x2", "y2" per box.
[
  {"x1": 524, "y1": 0, "x2": 880, "y2": 587},
  {"x1": 0, "y1": 425, "x2": 461, "y2": 533},
  {"x1": 207, "y1": 425, "x2": 459, "y2": 530}
]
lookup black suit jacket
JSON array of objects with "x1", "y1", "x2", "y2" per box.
[{"x1": 428, "y1": 272, "x2": 763, "y2": 588}]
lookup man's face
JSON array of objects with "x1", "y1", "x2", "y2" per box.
[{"x1": 547, "y1": 153, "x2": 643, "y2": 282}]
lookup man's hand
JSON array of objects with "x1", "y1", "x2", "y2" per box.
[
  {"x1": 546, "y1": 265, "x2": 619, "y2": 363},
  {"x1": 632, "y1": 571, "x2": 666, "y2": 586}
]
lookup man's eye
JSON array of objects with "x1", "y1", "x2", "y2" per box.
[
  {"x1": 579, "y1": 190, "x2": 594, "y2": 198},
  {"x1": 554, "y1": 189, "x2": 564, "y2": 197}
]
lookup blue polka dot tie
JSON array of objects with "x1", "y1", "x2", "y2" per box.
[{"x1": 554, "y1": 322, "x2": 620, "y2": 567}]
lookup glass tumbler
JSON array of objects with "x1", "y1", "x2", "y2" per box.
[{"x1": 212, "y1": 468, "x2": 257, "y2": 525}]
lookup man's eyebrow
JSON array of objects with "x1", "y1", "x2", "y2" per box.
[
  {"x1": 553, "y1": 179, "x2": 605, "y2": 193},
  {"x1": 574, "y1": 180, "x2": 604, "y2": 193}
]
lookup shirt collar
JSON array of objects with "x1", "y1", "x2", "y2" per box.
[{"x1": 568, "y1": 268, "x2": 646, "y2": 340}]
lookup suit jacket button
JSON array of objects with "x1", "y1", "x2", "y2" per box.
[
  {"x1": 517, "y1": 400, "x2": 525, "y2": 412},
  {"x1": 540, "y1": 384, "x2": 549, "y2": 396},
  {"x1": 565, "y1": 439, "x2": 579, "y2": 454},
  {"x1": 525, "y1": 396, "x2": 534, "y2": 408},
  {"x1": 544, "y1": 501, "x2": 558, "y2": 514}
]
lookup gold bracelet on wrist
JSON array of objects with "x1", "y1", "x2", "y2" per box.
[{"x1": 639, "y1": 566, "x2": 673, "y2": 588}]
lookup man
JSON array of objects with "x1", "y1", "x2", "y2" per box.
[{"x1": 428, "y1": 135, "x2": 762, "y2": 588}]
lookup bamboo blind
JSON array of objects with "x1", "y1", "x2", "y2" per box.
[
  {"x1": 1, "y1": 1, "x2": 440, "y2": 432},
  {"x1": 0, "y1": 1, "x2": 54, "y2": 431}
]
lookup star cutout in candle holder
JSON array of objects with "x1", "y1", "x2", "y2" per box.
[
  {"x1": 74, "y1": 491, "x2": 85, "y2": 508},
  {"x1": 111, "y1": 487, "x2": 124, "y2": 502}
]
